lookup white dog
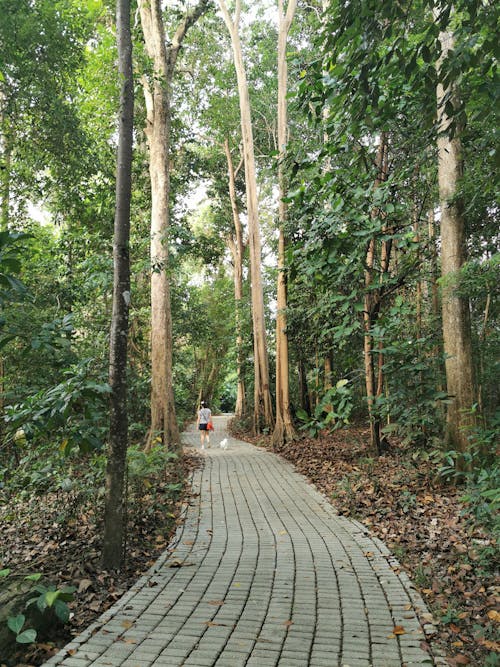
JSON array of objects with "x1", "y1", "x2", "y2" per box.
[{"x1": 219, "y1": 438, "x2": 228, "y2": 450}]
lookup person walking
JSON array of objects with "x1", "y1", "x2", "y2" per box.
[{"x1": 197, "y1": 401, "x2": 212, "y2": 449}]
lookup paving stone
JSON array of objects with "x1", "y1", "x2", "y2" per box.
[{"x1": 41, "y1": 416, "x2": 438, "y2": 667}]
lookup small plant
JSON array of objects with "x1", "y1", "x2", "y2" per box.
[
  {"x1": 412, "y1": 564, "x2": 431, "y2": 589},
  {"x1": 440, "y1": 606, "x2": 461, "y2": 625},
  {"x1": 398, "y1": 489, "x2": 417, "y2": 513},
  {"x1": 7, "y1": 614, "x2": 37, "y2": 644},
  {"x1": 26, "y1": 581, "x2": 76, "y2": 624}
]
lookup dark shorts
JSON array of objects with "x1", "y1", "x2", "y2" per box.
[{"x1": 199, "y1": 423, "x2": 208, "y2": 431}]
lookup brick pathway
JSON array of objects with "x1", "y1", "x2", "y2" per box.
[{"x1": 43, "y1": 415, "x2": 439, "y2": 667}]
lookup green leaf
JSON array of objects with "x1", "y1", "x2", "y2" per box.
[
  {"x1": 54, "y1": 599, "x2": 70, "y2": 623},
  {"x1": 24, "y1": 572, "x2": 42, "y2": 581},
  {"x1": 8, "y1": 614, "x2": 25, "y2": 634},
  {"x1": 295, "y1": 407, "x2": 309, "y2": 421},
  {"x1": 0, "y1": 568, "x2": 11, "y2": 577},
  {"x1": 45, "y1": 589, "x2": 61, "y2": 607},
  {"x1": 16, "y1": 628, "x2": 37, "y2": 644}
]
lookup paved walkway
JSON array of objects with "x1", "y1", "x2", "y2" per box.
[{"x1": 44, "y1": 415, "x2": 439, "y2": 667}]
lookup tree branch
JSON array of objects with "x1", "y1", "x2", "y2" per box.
[{"x1": 169, "y1": 0, "x2": 211, "y2": 74}]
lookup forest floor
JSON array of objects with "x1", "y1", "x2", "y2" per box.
[
  {"x1": 231, "y1": 423, "x2": 499, "y2": 667},
  {"x1": 0, "y1": 451, "x2": 200, "y2": 667}
]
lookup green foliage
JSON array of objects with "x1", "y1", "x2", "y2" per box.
[
  {"x1": 0, "y1": 231, "x2": 28, "y2": 306},
  {"x1": 296, "y1": 379, "x2": 354, "y2": 437},
  {"x1": 438, "y1": 413, "x2": 500, "y2": 567},
  {"x1": 127, "y1": 444, "x2": 178, "y2": 494},
  {"x1": 4, "y1": 358, "x2": 110, "y2": 455}
]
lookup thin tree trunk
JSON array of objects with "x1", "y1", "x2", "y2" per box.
[
  {"x1": 477, "y1": 292, "x2": 490, "y2": 418},
  {"x1": 0, "y1": 105, "x2": 11, "y2": 443},
  {"x1": 427, "y1": 209, "x2": 440, "y2": 321},
  {"x1": 139, "y1": 0, "x2": 208, "y2": 451},
  {"x1": 363, "y1": 134, "x2": 388, "y2": 455},
  {"x1": 435, "y1": 21, "x2": 476, "y2": 459},
  {"x1": 298, "y1": 357, "x2": 310, "y2": 415},
  {"x1": 217, "y1": 0, "x2": 274, "y2": 435},
  {"x1": 272, "y1": 1, "x2": 298, "y2": 447},
  {"x1": 223, "y1": 138, "x2": 246, "y2": 418},
  {"x1": 102, "y1": 0, "x2": 134, "y2": 571},
  {"x1": 363, "y1": 235, "x2": 379, "y2": 452}
]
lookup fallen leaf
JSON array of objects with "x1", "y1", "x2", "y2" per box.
[
  {"x1": 477, "y1": 637, "x2": 500, "y2": 651},
  {"x1": 121, "y1": 620, "x2": 134, "y2": 629},
  {"x1": 78, "y1": 578, "x2": 92, "y2": 593},
  {"x1": 205, "y1": 621, "x2": 226, "y2": 627},
  {"x1": 393, "y1": 625, "x2": 406, "y2": 635}
]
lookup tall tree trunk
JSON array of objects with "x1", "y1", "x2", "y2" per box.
[
  {"x1": 436, "y1": 22, "x2": 476, "y2": 458},
  {"x1": 102, "y1": 0, "x2": 134, "y2": 571},
  {"x1": 217, "y1": 0, "x2": 274, "y2": 435},
  {"x1": 272, "y1": 0, "x2": 298, "y2": 447},
  {"x1": 223, "y1": 138, "x2": 246, "y2": 418},
  {"x1": 363, "y1": 236, "x2": 379, "y2": 452},
  {"x1": 139, "y1": 0, "x2": 208, "y2": 451},
  {"x1": 363, "y1": 134, "x2": 388, "y2": 455}
]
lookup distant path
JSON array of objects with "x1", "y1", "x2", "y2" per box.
[{"x1": 43, "y1": 414, "x2": 439, "y2": 667}]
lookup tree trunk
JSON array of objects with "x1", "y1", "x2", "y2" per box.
[
  {"x1": 0, "y1": 102, "x2": 11, "y2": 440},
  {"x1": 217, "y1": 0, "x2": 274, "y2": 435},
  {"x1": 102, "y1": 0, "x2": 134, "y2": 571},
  {"x1": 436, "y1": 23, "x2": 476, "y2": 458},
  {"x1": 298, "y1": 356, "x2": 310, "y2": 415},
  {"x1": 427, "y1": 209, "x2": 440, "y2": 321},
  {"x1": 363, "y1": 235, "x2": 379, "y2": 453},
  {"x1": 223, "y1": 138, "x2": 246, "y2": 418},
  {"x1": 272, "y1": 0, "x2": 298, "y2": 447},
  {"x1": 139, "y1": 0, "x2": 209, "y2": 451},
  {"x1": 363, "y1": 134, "x2": 388, "y2": 455}
]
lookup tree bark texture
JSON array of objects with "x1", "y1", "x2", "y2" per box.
[
  {"x1": 223, "y1": 138, "x2": 246, "y2": 418},
  {"x1": 217, "y1": 0, "x2": 274, "y2": 434},
  {"x1": 272, "y1": 0, "x2": 298, "y2": 448},
  {"x1": 436, "y1": 24, "x2": 476, "y2": 455},
  {"x1": 139, "y1": 0, "x2": 209, "y2": 450},
  {"x1": 102, "y1": 0, "x2": 134, "y2": 571}
]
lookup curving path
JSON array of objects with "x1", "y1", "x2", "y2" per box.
[{"x1": 43, "y1": 415, "x2": 440, "y2": 667}]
